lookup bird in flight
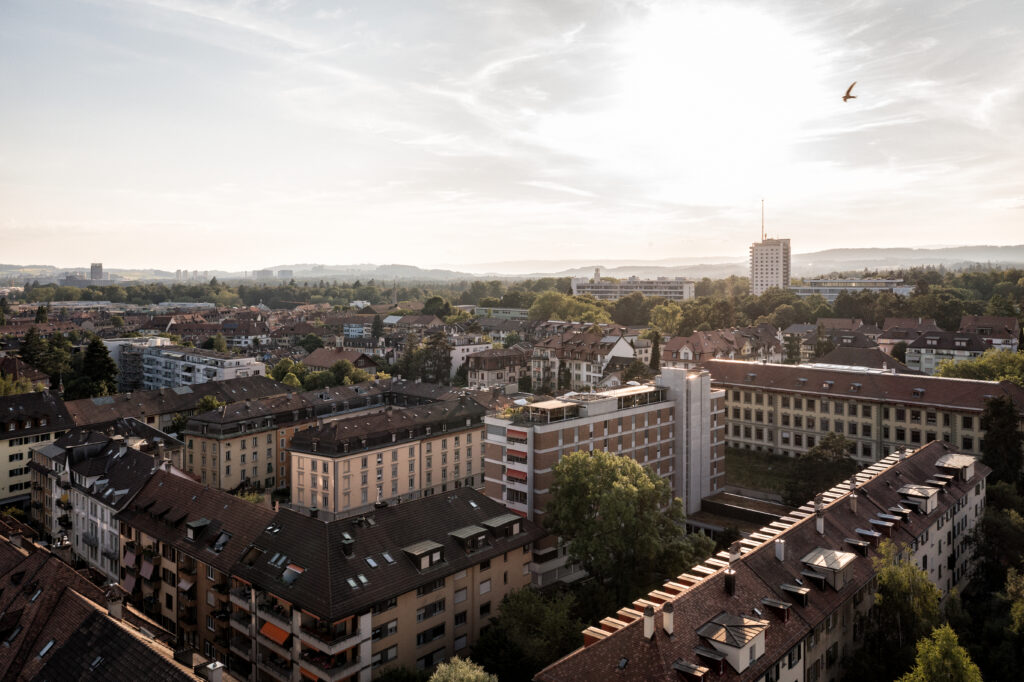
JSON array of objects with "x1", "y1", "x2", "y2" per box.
[{"x1": 843, "y1": 82, "x2": 857, "y2": 102}]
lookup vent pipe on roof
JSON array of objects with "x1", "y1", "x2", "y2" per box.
[
  {"x1": 775, "y1": 539, "x2": 785, "y2": 562},
  {"x1": 724, "y1": 569, "x2": 737, "y2": 596},
  {"x1": 662, "y1": 602, "x2": 674, "y2": 636},
  {"x1": 815, "y1": 494, "x2": 825, "y2": 535}
]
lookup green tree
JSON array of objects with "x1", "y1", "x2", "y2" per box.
[
  {"x1": 1006, "y1": 567, "x2": 1024, "y2": 635},
  {"x1": 0, "y1": 374, "x2": 46, "y2": 396},
  {"x1": 979, "y1": 395, "x2": 1023, "y2": 487},
  {"x1": 783, "y1": 335, "x2": 802, "y2": 364},
  {"x1": 782, "y1": 433, "x2": 859, "y2": 507},
  {"x1": 812, "y1": 324, "x2": 834, "y2": 358},
  {"x1": 648, "y1": 334, "x2": 660, "y2": 371},
  {"x1": 111, "y1": 315, "x2": 125, "y2": 328},
  {"x1": 503, "y1": 332, "x2": 522, "y2": 348},
  {"x1": 298, "y1": 333, "x2": 324, "y2": 354},
  {"x1": 897, "y1": 625, "x2": 982, "y2": 682},
  {"x1": 892, "y1": 341, "x2": 909, "y2": 363},
  {"x1": 282, "y1": 372, "x2": 303, "y2": 388},
  {"x1": 622, "y1": 359, "x2": 653, "y2": 383},
  {"x1": 82, "y1": 337, "x2": 118, "y2": 394},
  {"x1": 196, "y1": 395, "x2": 227, "y2": 413},
  {"x1": 35, "y1": 304, "x2": 48, "y2": 323},
  {"x1": 371, "y1": 314, "x2": 384, "y2": 341},
  {"x1": 544, "y1": 450, "x2": 714, "y2": 605},
  {"x1": 471, "y1": 589, "x2": 583, "y2": 682},
  {"x1": 420, "y1": 332, "x2": 453, "y2": 384},
  {"x1": 935, "y1": 349, "x2": 1024, "y2": 386},
  {"x1": 202, "y1": 333, "x2": 229, "y2": 353},
  {"x1": 41, "y1": 335, "x2": 72, "y2": 380},
  {"x1": 170, "y1": 413, "x2": 189, "y2": 434},
  {"x1": 270, "y1": 358, "x2": 296, "y2": 381},
  {"x1": 19, "y1": 326, "x2": 48, "y2": 369},
  {"x1": 428, "y1": 658, "x2": 496, "y2": 682}
]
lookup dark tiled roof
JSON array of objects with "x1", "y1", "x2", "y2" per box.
[
  {"x1": 537, "y1": 442, "x2": 989, "y2": 681},
  {"x1": 302, "y1": 348, "x2": 376, "y2": 370},
  {"x1": 233, "y1": 487, "x2": 544, "y2": 621},
  {"x1": 816, "y1": 347, "x2": 920, "y2": 374},
  {"x1": 907, "y1": 331, "x2": 987, "y2": 352},
  {"x1": 64, "y1": 376, "x2": 290, "y2": 426},
  {"x1": 0, "y1": 390, "x2": 73, "y2": 437},
  {"x1": 705, "y1": 359, "x2": 1024, "y2": 414},
  {"x1": 116, "y1": 471, "x2": 276, "y2": 574},
  {"x1": 959, "y1": 315, "x2": 1020, "y2": 339}
]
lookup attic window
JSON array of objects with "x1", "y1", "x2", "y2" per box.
[
  {"x1": 212, "y1": 531, "x2": 231, "y2": 553},
  {"x1": 912, "y1": 388, "x2": 925, "y2": 397},
  {"x1": 346, "y1": 577, "x2": 359, "y2": 589},
  {"x1": 850, "y1": 383, "x2": 861, "y2": 392},
  {"x1": 38, "y1": 639, "x2": 55, "y2": 658},
  {"x1": 358, "y1": 574, "x2": 369, "y2": 586},
  {"x1": 618, "y1": 658, "x2": 628, "y2": 670},
  {"x1": 366, "y1": 557, "x2": 378, "y2": 568},
  {"x1": 382, "y1": 552, "x2": 395, "y2": 564},
  {"x1": 822, "y1": 380, "x2": 834, "y2": 390},
  {"x1": 30, "y1": 588, "x2": 41, "y2": 602},
  {"x1": 282, "y1": 564, "x2": 304, "y2": 586}
]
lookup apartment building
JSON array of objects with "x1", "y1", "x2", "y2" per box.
[
  {"x1": 537, "y1": 441, "x2": 988, "y2": 681},
  {"x1": 706, "y1": 359, "x2": 1024, "y2": 463},
  {"x1": 103, "y1": 336, "x2": 174, "y2": 390},
  {"x1": 531, "y1": 331, "x2": 635, "y2": 391},
  {"x1": 0, "y1": 390, "x2": 72, "y2": 509},
  {"x1": 465, "y1": 345, "x2": 531, "y2": 390},
  {"x1": 787, "y1": 278, "x2": 914, "y2": 302},
  {"x1": 288, "y1": 396, "x2": 488, "y2": 514},
  {"x1": 750, "y1": 238, "x2": 791, "y2": 296},
  {"x1": 905, "y1": 331, "x2": 987, "y2": 374},
  {"x1": 115, "y1": 471, "x2": 277, "y2": 666},
  {"x1": 661, "y1": 325, "x2": 783, "y2": 369},
  {"x1": 959, "y1": 315, "x2": 1020, "y2": 352},
  {"x1": 483, "y1": 368, "x2": 725, "y2": 587},
  {"x1": 570, "y1": 268, "x2": 695, "y2": 301},
  {"x1": 472, "y1": 306, "x2": 530, "y2": 320},
  {"x1": 142, "y1": 345, "x2": 265, "y2": 390},
  {"x1": 28, "y1": 418, "x2": 183, "y2": 581},
  {"x1": 449, "y1": 337, "x2": 493, "y2": 379},
  {"x1": 227, "y1": 487, "x2": 543, "y2": 681},
  {"x1": 182, "y1": 384, "x2": 387, "y2": 492}
]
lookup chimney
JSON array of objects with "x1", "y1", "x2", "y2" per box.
[
  {"x1": 774, "y1": 538, "x2": 785, "y2": 562},
  {"x1": 814, "y1": 493, "x2": 825, "y2": 535},
  {"x1": 309, "y1": 506, "x2": 319, "y2": 520},
  {"x1": 724, "y1": 569, "x2": 737, "y2": 596},
  {"x1": 849, "y1": 478, "x2": 858, "y2": 514},
  {"x1": 729, "y1": 541, "x2": 742, "y2": 564},
  {"x1": 643, "y1": 605, "x2": 655, "y2": 639},
  {"x1": 341, "y1": 536, "x2": 354, "y2": 558},
  {"x1": 106, "y1": 586, "x2": 124, "y2": 621},
  {"x1": 662, "y1": 602, "x2": 674, "y2": 636},
  {"x1": 202, "y1": 661, "x2": 225, "y2": 682}
]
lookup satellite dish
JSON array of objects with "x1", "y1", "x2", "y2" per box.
[{"x1": 513, "y1": 399, "x2": 529, "y2": 406}]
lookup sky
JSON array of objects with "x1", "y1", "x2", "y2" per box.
[{"x1": 1, "y1": 0, "x2": 1023, "y2": 273}]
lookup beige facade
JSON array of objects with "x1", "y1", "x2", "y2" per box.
[
  {"x1": 187, "y1": 424, "x2": 304, "y2": 492},
  {"x1": 291, "y1": 426, "x2": 484, "y2": 513},
  {"x1": 749, "y1": 237, "x2": 791, "y2": 296}
]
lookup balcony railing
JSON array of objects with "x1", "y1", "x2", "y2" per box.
[
  {"x1": 229, "y1": 586, "x2": 252, "y2": 610},
  {"x1": 256, "y1": 632, "x2": 292, "y2": 660},
  {"x1": 257, "y1": 601, "x2": 292, "y2": 631},
  {"x1": 300, "y1": 651, "x2": 362, "y2": 682},
  {"x1": 230, "y1": 611, "x2": 252, "y2": 635},
  {"x1": 257, "y1": 656, "x2": 292, "y2": 682},
  {"x1": 229, "y1": 635, "x2": 251, "y2": 660},
  {"x1": 298, "y1": 624, "x2": 363, "y2": 657}
]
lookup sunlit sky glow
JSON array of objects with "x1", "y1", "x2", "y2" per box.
[{"x1": 2, "y1": 0, "x2": 1023, "y2": 272}]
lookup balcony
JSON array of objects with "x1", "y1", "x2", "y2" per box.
[
  {"x1": 57, "y1": 497, "x2": 72, "y2": 511},
  {"x1": 257, "y1": 655, "x2": 292, "y2": 682},
  {"x1": 230, "y1": 585, "x2": 252, "y2": 610},
  {"x1": 230, "y1": 611, "x2": 252, "y2": 636},
  {"x1": 298, "y1": 624, "x2": 364, "y2": 657},
  {"x1": 212, "y1": 581, "x2": 230, "y2": 601},
  {"x1": 300, "y1": 650, "x2": 362, "y2": 682},
  {"x1": 82, "y1": 532, "x2": 99, "y2": 548},
  {"x1": 229, "y1": 634, "x2": 251, "y2": 660},
  {"x1": 257, "y1": 601, "x2": 292, "y2": 631},
  {"x1": 257, "y1": 631, "x2": 292, "y2": 660},
  {"x1": 57, "y1": 514, "x2": 72, "y2": 530},
  {"x1": 179, "y1": 607, "x2": 197, "y2": 629}
]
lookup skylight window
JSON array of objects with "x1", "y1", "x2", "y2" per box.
[
  {"x1": 346, "y1": 578, "x2": 358, "y2": 589},
  {"x1": 358, "y1": 574, "x2": 369, "y2": 586},
  {"x1": 382, "y1": 552, "x2": 395, "y2": 564},
  {"x1": 366, "y1": 557, "x2": 378, "y2": 568},
  {"x1": 38, "y1": 639, "x2": 55, "y2": 658}
]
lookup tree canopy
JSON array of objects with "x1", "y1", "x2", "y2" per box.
[
  {"x1": 544, "y1": 450, "x2": 714, "y2": 605},
  {"x1": 935, "y1": 349, "x2": 1024, "y2": 386},
  {"x1": 980, "y1": 396, "x2": 1023, "y2": 488},
  {"x1": 428, "y1": 658, "x2": 496, "y2": 682},
  {"x1": 897, "y1": 625, "x2": 982, "y2": 682}
]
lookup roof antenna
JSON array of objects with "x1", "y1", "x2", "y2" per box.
[{"x1": 761, "y1": 198, "x2": 765, "y2": 241}]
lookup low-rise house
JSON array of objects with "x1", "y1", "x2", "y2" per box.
[
  {"x1": 531, "y1": 331, "x2": 635, "y2": 391},
  {"x1": 905, "y1": 331, "x2": 987, "y2": 375},
  {"x1": 959, "y1": 315, "x2": 1020, "y2": 352},
  {"x1": 302, "y1": 348, "x2": 378, "y2": 374},
  {"x1": 537, "y1": 441, "x2": 988, "y2": 681},
  {"x1": 465, "y1": 345, "x2": 532, "y2": 390},
  {"x1": 230, "y1": 487, "x2": 543, "y2": 680}
]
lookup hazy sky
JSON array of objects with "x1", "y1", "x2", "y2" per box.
[{"x1": 2, "y1": 0, "x2": 1023, "y2": 272}]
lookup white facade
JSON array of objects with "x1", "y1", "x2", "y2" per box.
[
  {"x1": 788, "y1": 278, "x2": 915, "y2": 302},
  {"x1": 749, "y1": 238, "x2": 791, "y2": 296},
  {"x1": 571, "y1": 268, "x2": 695, "y2": 301},
  {"x1": 449, "y1": 339, "x2": 493, "y2": 378},
  {"x1": 141, "y1": 345, "x2": 264, "y2": 389}
]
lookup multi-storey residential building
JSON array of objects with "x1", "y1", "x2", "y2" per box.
[
  {"x1": 182, "y1": 385, "x2": 388, "y2": 492},
  {"x1": 288, "y1": 396, "x2": 489, "y2": 514},
  {"x1": 958, "y1": 315, "x2": 1020, "y2": 352},
  {"x1": 472, "y1": 306, "x2": 530, "y2": 320},
  {"x1": 28, "y1": 418, "x2": 184, "y2": 581},
  {"x1": 788, "y1": 278, "x2": 914, "y2": 302},
  {"x1": 1, "y1": 390, "x2": 72, "y2": 509},
  {"x1": 449, "y1": 336, "x2": 493, "y2": 379},
  {"x1": 465, "y1": 345, "x2": 532, "y2": 390},
  {"x1": 904, "y1": 331, "x2": 987, "y2": 375},
  {"x1": 537, "y1": 441, "x2": 988, "y2": 681},
  {"x1": 228, "y1": 487, "x2": 543, "y2": 680},
  {"x1": 662, "y1": 325, "x2": 783, "y2": 369},
  {"x1": 750, "y1": 237, "x2": 791, "y2": 296},
  {"x1": 571, "y1": 268, "x2": 695, "y2": 301},
  {"x1": 483, "y1": 368, "x2": 725, "y2": 586},
  {"x1": 64, "y1": 375, "x2": 289, "y2": 433},
  {"x1": 115, "y1": 471, "x2": 277, "y2": 668},
  {"x1": 531, "y1": 331, "x2": 635, "y2": 391},
  {"x1": 707, "y1": 359, "x2": 1024, "y2": 463},
  {"x1": 142, "y1": 345, "x2": 265, "y2": 390},
  {"x1": 0, "y1": 520, "x2": 218, "y2": 682}
]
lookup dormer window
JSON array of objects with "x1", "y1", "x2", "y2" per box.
[
  {"x1": 403, "y1": 540, "x2": 445, "y2": 569},
  {"x1": 186, "y1": 517, "x2": 210, "y2": 541}
]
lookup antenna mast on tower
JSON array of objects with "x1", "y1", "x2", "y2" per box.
[{"x1": 761, "y1": 199, "x2": 765, "y2": 241}]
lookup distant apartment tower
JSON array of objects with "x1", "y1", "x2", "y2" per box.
[
  {"x1": 254, "y1": 269, "x2": 274, "y2": 281},
  {"x1": 483, "y1": 368, "x2": 725, "y2": 586},
  {"x1": 277, "y1": 269, "x2": 294, "y2": 280},
  {"x1": 90, "y1": 262, "x2": 103, "y2": 280},
  {"x1": 749, "y1": 237, "x2": 791, "y2": 295}
]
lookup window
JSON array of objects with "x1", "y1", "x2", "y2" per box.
[
  {"x1": 479, "y1": 601, "x2": 491, "y2": 617},
  {"x1": 479, "y1": 579, "x2": 491, "y2": 595},
  {"x1": 372, "y1": 620, "x2": 398, "y2": 640},
  {"x1": 372, "y1": 597, "x2": 397, "y2": 614},
  {"x1": 417, "y1": 578, "x2": 446, "y2": 597},
  {"x1": 454, "y1": 587, "x2": 467, "y2": 604},
  {"x1": 455, "y1": 611, "x2": 467, "y2": 626},
  {"x1": 371, "y1": 645, "x2": 397, "y2": 668},
  {"x1": 416, "y1": 599, "x2": 445, "y2": 622},
  {"x1": 416, "y1": 623, "x2": 445, "y2": 646},
  {"x1": 454, "y1": 634, "x2": 468, "y2": 651}
]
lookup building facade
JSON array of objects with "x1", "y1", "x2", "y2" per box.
[
  {"x1": 707, "y1": 359, "x2": 1024, "y2": 463},
  {"x1": 904, "y1": 331, "x2": 987, "y2": 375},
  {"x1": 142, "y1": 345, "x2": 265, "y2": 390},
  {"x1": 1, "y1": 390, "x2": 72, "y2": 509},
  {"x1": 537, "y1": 441, "x2": 988, "y2": 681},
  {"x1": 465, "y1": 346, "x2": 531, "y2": 390},
  {"x1": 749, "y1": 238, "x2": 791, "y2": 296},
  {"x1": 483, "y1": 368, "x2": 725, "y2": 587},
  {"x1": 788, "y1": 278, "x2": 915, "y2": 302},
  {"x1": 571, "y1": 268, "x2": 695, "y2": 301}
]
